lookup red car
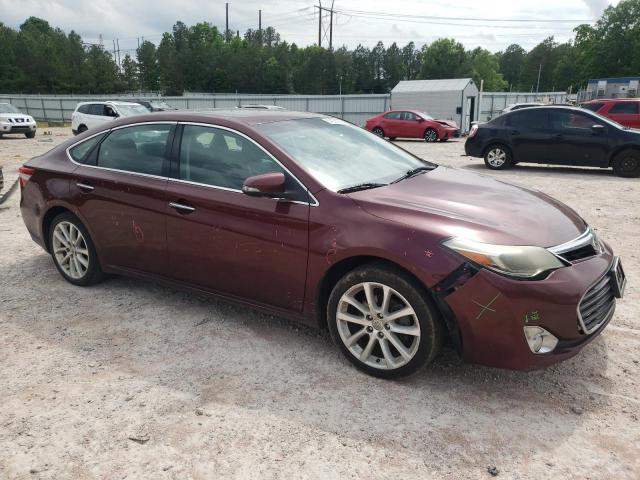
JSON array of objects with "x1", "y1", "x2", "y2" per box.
[
  {"x1": 365, "y1": 110, "x2": 459, "y2": 142},
  {"x1": 581, "y1": 99, "x2": 640, "y2": 128},
  {"x1": 19, "y1": 110, "x2": 625, "y2": 378}
]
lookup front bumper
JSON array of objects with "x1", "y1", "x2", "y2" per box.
[
  {"x1": 0, "y1": 122, "x2": 37, "y2": 133},
  {"x1": 442, "y1": 243, "x2": 619, "y2": 370}
]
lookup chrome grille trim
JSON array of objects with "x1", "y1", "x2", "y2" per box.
[
  {"x1": 577, "y1": 270, "x2": 616, "y2": 334},
  {"x1": 549, "y1": 227, "x2": 599, "y2": 263}
]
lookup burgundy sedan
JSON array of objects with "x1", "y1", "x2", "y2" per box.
[
  {"x1": 19, "y1": 110, "x2": 625, "y2": 378},
  {"x1": 365, "y1": 109, "x2": 459, "y2": 142}
]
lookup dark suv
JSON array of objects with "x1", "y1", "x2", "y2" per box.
[{"x1": 465, "y1": 106, "x2": 640, "y2": 177}]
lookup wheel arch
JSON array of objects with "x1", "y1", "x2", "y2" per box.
[
  {"x1": 607, "y1": 144, "x2": 640, "y2": 167},
  {"x1": 41, "y1": 205, "x2": 74, "y2": 253},
  {"x1": 314, "y1": 255, "x2": 447, "y2": 333}
]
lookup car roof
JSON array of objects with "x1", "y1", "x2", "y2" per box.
[{"x1": 103, "y1": 109, "x2": 325, "y2": 127}]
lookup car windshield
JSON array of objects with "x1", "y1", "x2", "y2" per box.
[
  {"x1": 257, "y1": 117, "x2": 436, "y2": 192},
  {"x1": 0, "y1": 103, "x2": 21, "y2": 114},
  {"x1": 115, "y1": 104, "x2": 151, "y2": 116},
  {"x1": 415, "y1": 111, "x2": 434, "y2": 120}
]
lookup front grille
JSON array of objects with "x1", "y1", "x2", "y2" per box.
[
  {"x1": 10, "y1": 126, "x2": 30, "y2": 133},
  {"x1": 561, "y1": 243, "x2": 597, "y2": 262},
  {"x1": 578, "y1": 274, "x2": 615, "y2": 334}
]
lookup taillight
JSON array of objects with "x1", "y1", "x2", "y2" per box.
[
  {"x1": 18, "y1": 166, "x2": 35, "y2": 189},
  {"x1": 468, "y1": 124, "x2": 479, "y2": 138}
]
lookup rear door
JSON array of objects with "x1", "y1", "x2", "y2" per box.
[
  {"x1": 381, "y1": 112, "x2": 402, "y2": 137},
  {"x1": 72, "y1": 122, "x2": 176, "y2": 275},
  {"x1": 547, "y1": 110, "x2": 609, "y2": 167},
  {"x1": 165, "y1": 124, "x2": 310, "y2": 312},
  {"x1": 606, "y1": 102, "x2": 640, "y2": 128},
  {"x1": 504, "y1": 109, "x2": 552, "y2": 163}
]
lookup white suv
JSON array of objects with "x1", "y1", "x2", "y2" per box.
[
  {"x1": 71, "y1": 101, "x2": 150, "y2": 135},
  {"x1": 0, "y1": 103, "x2": 37, "y2": 138}
]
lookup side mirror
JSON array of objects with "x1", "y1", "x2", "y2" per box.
[
  {"x1": 591, "y1": 124, "x2": 605, "y2": 134},
  {"x1": 242, "y1": 172, "x2": 286, "y2": 198},
  {"x1": 417, "y1": 117, "x2": 424, "y2": 122}
]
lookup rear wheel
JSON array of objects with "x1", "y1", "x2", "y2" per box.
[
  {"x1": 424, "y1": 128, "x2": 438, "y2": 143},
  {"x1": 612, "y1": 149, "x2": 640, "y2": 178},
  {"x1": 327, "y1": 263, "x2": 443, "y2": 379},
  {"x1": 484, "y1": 144, "x2": 513, "y2": 170},
  {"x1": 77, "y1": 125, "x2": 88, "y2": 134},
  {"x1": 372, "y1": 127, "x2": 384, "y2": 138},
  {"x1": 49, "y1": 212, "x2": 104, "y2": 286}
]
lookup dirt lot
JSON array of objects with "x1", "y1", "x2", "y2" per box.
[{"x1": 1, "y1": 128, "x2": 639, "y2": 479}]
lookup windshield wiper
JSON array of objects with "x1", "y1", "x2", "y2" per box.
[
  {"x1": 391, "y1": 166, "x2": 436, "y2": 184},
  {"x1": 337, "y1": 182, "x2": 387, "y2": 194}
]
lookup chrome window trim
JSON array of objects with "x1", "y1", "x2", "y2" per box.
[
  {"x1": 65, "y1": 122, "x2": 178, "y2": 181},
  {"x1": 175, "y1": 121, "x2": 319, "y2": 207}
]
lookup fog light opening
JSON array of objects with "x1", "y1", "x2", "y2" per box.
[{"x1": 523, "y1": 326, "x2": 558, "y2": 354}]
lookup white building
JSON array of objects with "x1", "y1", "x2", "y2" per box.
[{"x1": 391, "y1": 78, "x2": 479, "y2": 133}]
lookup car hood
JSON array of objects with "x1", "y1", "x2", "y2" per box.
[
  {"x1": 0, "y1": 113, "x2": 32, "y2": 121},
  {"x1": 435, "y1": 119, "x2": 458, "y2": 129},
  {"x1": 348, "y1": 166, "x2": 587, "y2": 247}
]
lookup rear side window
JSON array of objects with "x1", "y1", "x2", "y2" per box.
[
  {"x1": 609, "y1": 102, "x2": 639, "y2": 114},
  {"x1": 69, "y1": 134, "x2": 106, "y2": 163},
  {"x1": 506, "y1": 109, "x2": 548, "y2": 129},
  {"x1": 384, "y1": 112, "x2": 402, "y2": 120},
  {"x1": 179, "y1": 125, "x2": 284, "y2": 190},
  {"x1": 582, "y1": 102, "x2": 604, "y2": 112},
  {"x1": 88, "y1": 104, "x2": 104, "y2": 116},
  {"x1": 77, "y1": 104, "x2": 91, "y2": 114},
  {"x1": 97, "y1": 124, "x2": 173, "y2": 176}
]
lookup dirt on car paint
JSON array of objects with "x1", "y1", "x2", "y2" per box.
[{"x1": 0, "y1": 130, "x2": 639, "y2": 479}]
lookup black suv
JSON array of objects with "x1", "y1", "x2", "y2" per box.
[{"x1": 465, "y1": 106, "x2": 640, "y2": 177}]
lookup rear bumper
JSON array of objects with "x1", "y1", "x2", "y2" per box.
[
  {"x1": 442, "y1": 243, "x2": 618, "y2": 370},
  {"x1": 464, "y1": 137, "x2": 483, "y2": 157}
]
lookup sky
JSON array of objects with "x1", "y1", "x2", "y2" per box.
[{"x1": 0, "y1": 0, "x2": 620, "y2": 55}]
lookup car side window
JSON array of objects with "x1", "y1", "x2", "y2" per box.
[
  {"x1": 88, "y1": 104, "x2": 104, "y2": 116},
  {"x1": 104, "y1": 105, "x2": 118, "y2": 117},
  {"x1": 403, "y1": 112, "x2": 417, "y2": 121},
  {"x1": 582, "y1": 102, "x2": 604, "y2": 112},
  {"x1": 97, "y1": 124, "x2": 172, "y2": 176},
  {"x1": 384, "y1": 112, "x2": 401, "y2": 120},
  {"x1": 69, "y1": 134, "x2": 106, "y2": 164},
  {"x1": 507, "y1": 110, "x2": 548, "y2": 129},
  {"x1": 77, "y1": 104, "x2": 90, "y2": 114},
  {"x1": 550, "y1": 111, "x2": 603, "y2": 131},
  {"x1": 179, "y1": 125, "x2": 284, "y2": 190},
  {"x1": 609, "y1": 103, "x2": 639, "y2": 114}
]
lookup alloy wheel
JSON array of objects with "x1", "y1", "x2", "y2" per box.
[
  {"x1": 373, "y1": 128, "x2": 384, "y2": 137},
  {"x1": 52, "y1": 221, "x2": 90, "y2": 279},
  {"x1": 424, "y1": 129, "x2": 437, "y2": 142},
  {"x1": 336, "y1": 282, "x2": 421, "y2": 370},
  {"x1": 487, "y1": 148, "x2": 507, "y2": 167}
]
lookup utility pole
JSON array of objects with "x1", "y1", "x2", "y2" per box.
[
  {"x1": 116, "y1": 38, "x2": 121, "y2": 69},
  {"x1": 113, "y1": 40, "x2": 117, "y2": 62},
  {"x1": 318, "y1": 1, "x2": 322, "y2": 47},
  {"x1": 259, "y1": 9, "x2": 262, "y2": 33},
  {"x1": 535, "y1": 63, "x2": 542, "y2": 95},
  {"x1": 329, "y1": 0, "x2": 334, "y2": 50},
  {"x1": 226, "y1": 3, "x2": 229, "y2": 41}
]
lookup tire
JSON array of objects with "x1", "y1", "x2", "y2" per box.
[
  {"x1": 440, "y1": 137, "x2": 449, "y2": 142},
  {"x1": 25, "y1": 131, "x2": 36, "y2": 139},
  {"x1": 372, "y1": 127, "x2": 385, "y2": 138},
  {"x1": 389, "y1": 137, "x2": 397, "y2": 141},
  {"x1": 612, "y1": 149, "x2": 640, "y2": 178},
  {"x1": 484, "y1": 144, "x2": 513, "y2": 170},
  {"x1": 48, "y1": 212, "x2": 104, "y2": 286},
  {"x1": 327, "y1": 263, "x2": 444, "y2": 379},
  {"x1": 424, "y1": 128, "x2": 438, "y2": 143},
  {"x1": 77, "y1": 125, "x2": 88, "y2": 134}
]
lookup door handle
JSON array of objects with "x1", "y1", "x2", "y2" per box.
[
  {"x1": 169, "y1": 202, "x2": 195, "y2": 213},
  {"x1": 553, "y1": 133, "x2": 564, "y2": 139},
  {"x1": 76, "y1": 182, "x2": 94, "y2": 192}
]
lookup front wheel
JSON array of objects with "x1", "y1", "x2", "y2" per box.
[
  {"x1": 49, "y1": 212, "x2": 104, "y2": 286},
  {"x1": 327, "y1": 264, "x2": 443, "y2": 379},
  {"x1": 372, "y1": 127, "x2": 385, "y2": 138},
  {"x1": 25, "y1": 131, "x2": 36, "y2": 139},
  {"x1": 612, "y1": 149, "x2": 640, "y2": 178},
  {"x1": 424, "y1": 128, "x2": 438, "y2": 142},
  {"x1": 484, "y1": 144, "x2": 513, "y2": 170}
]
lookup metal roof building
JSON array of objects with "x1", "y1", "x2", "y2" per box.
[
  {"x1": 584, "y1": 77, "x2": 640, "y2": 100},
  {"x1": 390, "y1": 78, "x2": 479, "y2": 133}
]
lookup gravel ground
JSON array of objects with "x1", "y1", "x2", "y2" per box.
[{"x1": 0, "y1": 129, "x2": 639, "y2": 479}]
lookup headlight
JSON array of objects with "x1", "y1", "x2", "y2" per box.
[{"x1": 443, "y1": 237, "x2": 565, "y2": 279}]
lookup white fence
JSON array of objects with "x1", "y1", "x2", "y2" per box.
[
  {"x1": 0, "y1": 93, "x2": 390, "y2": 127},
  {"x1": 478, "y1": 91, "x2": 571, "y2": 122}
]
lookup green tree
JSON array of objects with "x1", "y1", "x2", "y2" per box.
[
  {"x1": 121, "y1": 54, "x2": 139, "y2": 91},
  {"x1": 137, "y1": 40, "x2": 159, "y2": 91},
  {"x1": 469, "y1": 48, "x2": 507, "y2": 91},
  {"x1": 498, "y1": 44, "x2": 526, "y2": 90},
  {"x1": 419, "y1": 38, "x2": 469, "y2": 79}
]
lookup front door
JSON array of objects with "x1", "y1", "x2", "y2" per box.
[
  {"x1": 165, "y1": 124, "x2": 310, "y2": 312},
  {"x1": 72, "y1": 123, "x2": 175, "y2": 275},
  {"x1": 548, "y1": 110, "x2": 609, "y2": 167}
]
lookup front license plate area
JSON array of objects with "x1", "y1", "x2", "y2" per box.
[{"x1": 610, "y1": 256, "x2": 626, "y2": 298}]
